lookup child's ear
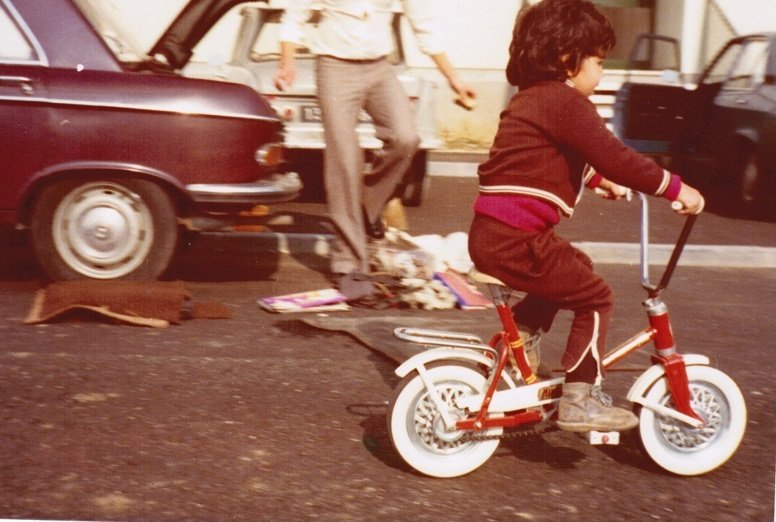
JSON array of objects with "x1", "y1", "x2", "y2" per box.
[{"x1": 560, "y1": 54, "x2": 577, "y2": 77}]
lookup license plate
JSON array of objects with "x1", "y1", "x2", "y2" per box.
[{"x1": 301, "y1": 105, "x2": 373, "y2": 124}]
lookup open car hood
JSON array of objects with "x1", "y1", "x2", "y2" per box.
[{"x1": 150, "y1": 0, "x2": 266, "y2": 70}]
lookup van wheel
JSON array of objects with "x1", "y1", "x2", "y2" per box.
[{"x1": 30, "y1": 178, "x2": 177, "y2": 280}]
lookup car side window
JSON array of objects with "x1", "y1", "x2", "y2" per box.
[
  {"x1": 0, "y1": 6, "x2": 36, "y2": 62},
  {"x1": 722, "y1": 40, "x2": 768, "y2": 91}
]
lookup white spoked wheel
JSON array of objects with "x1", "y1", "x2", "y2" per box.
[
  {"x1": 638, "y1": 365, "x2": 746, "y2": 476},
  {"x1": 387, "y1": 363, "x2": 502, "y2": 478}
]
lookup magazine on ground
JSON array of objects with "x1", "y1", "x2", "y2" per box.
[
  {"x1": 433, "y1": 271, "x2": 493, "y2": 310},
  {"x1": 259, "y1": 288, "x2": 349, "y2": 313}
]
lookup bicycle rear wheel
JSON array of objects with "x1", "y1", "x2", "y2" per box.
[{"x1": 387, "y1": 363, "x2": 502, "y2": 478}]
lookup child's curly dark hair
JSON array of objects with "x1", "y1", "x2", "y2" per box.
[{"x1": 506, "y1": 0, "x2": 616, "y2": 88}]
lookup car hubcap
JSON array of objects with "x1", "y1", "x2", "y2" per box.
[{"x1": 52, "y1": 182, "x2": 154, "y2": 279}]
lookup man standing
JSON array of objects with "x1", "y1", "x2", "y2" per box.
[{"x1": 275, "y1": 0, "x2": 476, "y2": 299}]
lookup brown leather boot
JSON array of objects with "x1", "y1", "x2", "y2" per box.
[{"x1": 557, "y1": 382, "x2": 639, "y2": 432}]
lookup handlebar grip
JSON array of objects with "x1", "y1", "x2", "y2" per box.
[{"x1": 671, "y1": 201, "x2": 683, "y2": 211}]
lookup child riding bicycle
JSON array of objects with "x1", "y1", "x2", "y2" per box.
[{"x1": 468, "y1": 0, "x2": 704, "y2": 432}]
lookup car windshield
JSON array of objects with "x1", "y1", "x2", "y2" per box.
[{"x1": 70, "y1": 0, "x2": 148, "y2": 63}]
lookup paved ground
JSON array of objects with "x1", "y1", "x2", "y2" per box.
[
  {"x1": 0, "y1": 175, "x2": 774, "y2": 522},
  {"x1": 0, "y1": 259, "x2": 773, "y2": 522}
]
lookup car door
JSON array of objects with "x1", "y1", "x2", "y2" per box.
[
  {"x1": 705, "y1": 37, "x2": 769, "y2": 156},
  {"x1": 0, "y1": 1, "x2": 49, "y2": 216}
]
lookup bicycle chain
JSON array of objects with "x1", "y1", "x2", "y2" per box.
[{"x1": 460, "y1": 422, "x2": 559, "y2": 442}]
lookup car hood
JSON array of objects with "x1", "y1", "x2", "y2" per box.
[{"x1": 150, "y1": 0, "x2": 266, "y2": 70}]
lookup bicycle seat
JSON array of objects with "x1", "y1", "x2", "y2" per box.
[{"x1": 469, "y1": 267, "x2": 508, "y2": 287}]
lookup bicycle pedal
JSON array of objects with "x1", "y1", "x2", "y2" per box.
[{"x1": 585, "y1": 430, "x2": 620, "y2": 445}]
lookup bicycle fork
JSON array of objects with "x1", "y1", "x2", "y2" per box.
[{"x1": 604, "y1": 296, "x2": 705, "y2": 428}]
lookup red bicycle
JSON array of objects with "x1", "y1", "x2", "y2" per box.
[{"x1": 387, "y1": 194, "x2": 746, "y2": 478}]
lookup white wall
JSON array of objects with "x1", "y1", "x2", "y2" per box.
[
  {"x1": 108, "y1": 0, "x2": 774, "y2": 149},
  {"x1": 714, "y1": 0, "x2": 776, "y2": 33},
  {"x1": 105, "y1": 0, "x2": 521, "y2": 70}
]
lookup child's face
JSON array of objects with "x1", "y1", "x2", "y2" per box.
[{"x1": 568, "y1": 55, "x2": 605, "y2": 96}]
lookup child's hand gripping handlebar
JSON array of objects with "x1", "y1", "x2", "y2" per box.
[{"x1": 671, "y1": 182, "x2": 705, "y2": 215}]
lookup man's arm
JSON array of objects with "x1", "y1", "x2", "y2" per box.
[
  {"x1": 275, "y1": 41, "x2": 298, "y2": 91},
  {"x1": 429, "y1": 53, "x2": 477, "y2": 109},
  {"x1": 274, "y1": 1, "x2": 314, "y2": 90}
]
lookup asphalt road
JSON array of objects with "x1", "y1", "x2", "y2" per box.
[{"x1": 0, "y1": 176, "x2": 774, "y2": 521}]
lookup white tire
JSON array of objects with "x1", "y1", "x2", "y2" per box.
[
  {"x1": 387, "y1": 363, "x2": 501, "y2": 478},
  {"x1": 638, "y1": 365, "x2": 746, "y2": 476}
]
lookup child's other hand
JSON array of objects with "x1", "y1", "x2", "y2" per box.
[
  {"x1": 594, "y1": 178, "x2": 632, "y2": 200},
  {"x1": 672, "y1": 182, "x2": 705, "y2": 215}
]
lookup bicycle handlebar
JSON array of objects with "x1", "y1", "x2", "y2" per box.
[{"x1": 638, "y1": 192, "x2": 698, "y2": 298}]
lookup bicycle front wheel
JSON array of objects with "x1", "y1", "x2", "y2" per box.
[{"x1": 638, "y1": 365, "x2": 746, "y2": 476}]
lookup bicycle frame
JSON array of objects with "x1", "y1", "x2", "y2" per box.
[{"x1": 396, "y1": 193, "x2": 705, "y2": 433}]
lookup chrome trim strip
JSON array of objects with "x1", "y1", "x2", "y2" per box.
[
  {"x1": 0, "y1": 94, "x2": 279, "y2": 122},
  {"x1": 0, "y1": 75, "x2": 32, "y2": 83},
  {"x1": 1, "y1": 0, "x2": 49, "y2": 67},
  {"x1": 186, "y1": 173, "x2": 302, "y2": 204}
]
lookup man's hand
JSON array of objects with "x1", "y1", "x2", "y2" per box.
[
  {"x1": 429, "y1": 53, "x2": 477, "y2": 110},
  {"x1": 451, "y1": 79, "x2": 477, "y2": 110},
  {"x1": 274, "y1": 42, "x2": 298, "y2": 91},
  {"x1": 274, "y1": 64, "x2": 296, "y2": 91}
]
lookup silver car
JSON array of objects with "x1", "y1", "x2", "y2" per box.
[{"x1": 186, "y1": 3, "x2": 442, "y2": 206}]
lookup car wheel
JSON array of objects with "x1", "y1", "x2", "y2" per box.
[
  {"x1": 399, "y1": 151, "x2": 429, "y2": 207},
  {"x1": 733, "y1": 146, "x2": 775, "y2": 217},
  {"x1": 30, "y1": 177, "x2": 178, "y2": 281},
  {"x1": 738, "y1": 149, "x2": 760, "y2": 205}
]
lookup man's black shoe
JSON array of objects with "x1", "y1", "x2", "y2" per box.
[{"x1": 363, "y1": 209, "x2": 386, "y2": 240}]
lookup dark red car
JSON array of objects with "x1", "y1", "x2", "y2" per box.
[{"x1": 0, "y1": 0, "x2": 301, "y2": 280}]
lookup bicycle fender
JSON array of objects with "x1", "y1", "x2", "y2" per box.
[
  {"x1": 394, "y1": 348, "x2": 494, "y2": 378},
  {"x1": 626, "y1": 354, "x2": 710, "y2": 403}
]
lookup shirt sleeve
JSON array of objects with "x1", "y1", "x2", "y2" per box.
[
  {"x1": 277, "y1": 0, "x2": 315, "y2": 45},
  {"x1": 554, "y1": 93, "x2": 671, "y2": 197},
  {"x1": 402, "y1": 0, "x2": 446, "y2": 55}
]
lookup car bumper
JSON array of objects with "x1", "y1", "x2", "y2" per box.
[
  {"x1": 283, "y1": 125, "x2": 442, "y2": 150},
  {"x1": 187, "y1": 171, "x2": 302, "y2": 205}
]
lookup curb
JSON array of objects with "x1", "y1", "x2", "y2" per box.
[{"x1": 238, "y1": 232, "x2": 776, "y2": 269}]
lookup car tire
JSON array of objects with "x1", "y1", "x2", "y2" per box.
[
  {"x1": 733, "y1": 145, "x2": 775, "y2": 218},
  {"x1": 30, "y1": 177, "x2": 178, "y2": 281},
  {"x1": 399, "y1": 151, "x2": 429, "y2": 207}
]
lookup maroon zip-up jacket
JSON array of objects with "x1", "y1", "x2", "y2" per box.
[{"x1": 478, "y1": 80, "x2": 672, "y2": 216}]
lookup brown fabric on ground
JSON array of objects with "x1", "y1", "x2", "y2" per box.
[
  {"x1": 24, "y1": 280, "x2": 231, "y2": 327},
  {"x1": 190, "y1": 301, "x2": 232, "y2": 320}
]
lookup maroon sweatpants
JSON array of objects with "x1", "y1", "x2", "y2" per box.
[{"x1": 469, "y1": 214, "x2": 613, "y2": 382}]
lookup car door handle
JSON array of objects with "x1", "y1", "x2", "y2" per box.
[{"x1": 0, "y1": 75, "x2": 35, "y2": 95}]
